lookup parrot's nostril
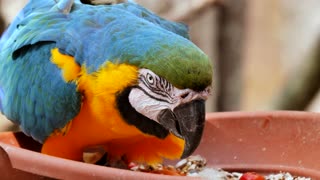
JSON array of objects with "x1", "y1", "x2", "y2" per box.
[{"x1": 180, "y1": 93, "x2": 189, "y2": 99}]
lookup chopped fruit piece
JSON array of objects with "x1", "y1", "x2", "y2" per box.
[
  {"x1": 127, "y1": 162, "x2": 137, "y2": 170},
  {"x1": 240, "y1": 172, "x2": 265, "y2": 180},
  {"x1": 83, "y1": 146, "x2": 106, "y2": 164}
]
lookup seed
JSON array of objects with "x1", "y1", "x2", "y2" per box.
[{"x1": 175, "y1": 158, "x2": 188, "y2": 169}]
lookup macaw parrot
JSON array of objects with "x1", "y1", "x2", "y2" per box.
[{"x1": 0, "y1": 0, "x2": 212, "y2": 165}]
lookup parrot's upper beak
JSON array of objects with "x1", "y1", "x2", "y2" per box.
[{"x1": 157, "y1": 99, "x2": 205, "y2": 158}]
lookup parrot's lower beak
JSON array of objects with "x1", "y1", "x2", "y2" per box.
[{"x1": 158, "y1": 99, "x2": 205, "y2": 159}]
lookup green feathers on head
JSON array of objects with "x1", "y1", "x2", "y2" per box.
[{"x1": 139, "y1": 36, "x2": 213, "y2": 91}]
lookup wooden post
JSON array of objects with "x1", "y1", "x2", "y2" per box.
[{"x1": 216, "y1": 0, "x2": 247, "y2": 111}]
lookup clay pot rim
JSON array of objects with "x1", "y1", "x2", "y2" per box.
[
  {"x1": 206, "y1": 110, "x2": 320, "y2": 119},
  {"x1": 1, "y1": 141, "x2": 187, "y2": 179},
  {"x1": 204, "y1": 110, "x2": 320, "y2": 178}
]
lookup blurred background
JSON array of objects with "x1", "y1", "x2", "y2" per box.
[{"x1": 1, "y1": 0, "x2": 320, "y2": 131}]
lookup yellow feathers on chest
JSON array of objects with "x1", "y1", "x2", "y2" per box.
[
  {"x1": 45, "y1": 48, "x2": 184, "y2": 163},
  {"x1": 45, "y1": 48, "x2": 146, "y2": 159},
  {"x1": 51, "y1": 47, "x2": 140, "y2": 135}
]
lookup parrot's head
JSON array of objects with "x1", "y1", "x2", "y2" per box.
[
  {"x1": 113, "y1": 30, "x2": 213, "y2": 159},
  {"x1": 116, "y1": 69, "x2": 211, "y2": 159}
]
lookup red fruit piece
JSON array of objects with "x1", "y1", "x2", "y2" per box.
[
  {"x1": 127, "y1": 162, "x2": 137, "y2": 169},
  {"x1": 240, "y1": 172, "x2": 265, "y2": 180}
]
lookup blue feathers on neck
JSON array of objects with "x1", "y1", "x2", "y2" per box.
[{"x1": 0, "y1": 87, "x2": 4, "y2": 112}]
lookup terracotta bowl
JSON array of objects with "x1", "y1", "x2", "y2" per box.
[{"x1": 0, "y1": 111, "x2": 320, "y2": 179}]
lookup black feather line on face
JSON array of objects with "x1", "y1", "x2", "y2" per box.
[
  {"x1": 139, "y1": 74, "x2": 173, "y2": 101},
  {"x1": 80, "y1": 0, "x2": 116, "y2": 5},
  {"x1": 135, "y1": 86, "x2": 170, "y2": 104},
  {"x1": 115, "y1": 87, "x2": 169, "y2": 139}
]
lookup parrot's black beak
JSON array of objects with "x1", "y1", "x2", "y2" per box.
[{"x1": 158, "y1": 99, "x2": 206, "y2": 159}]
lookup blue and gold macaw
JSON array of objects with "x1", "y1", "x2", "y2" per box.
[{"x1": 0, "y1": 0, "x2": 212, "y2": 164}]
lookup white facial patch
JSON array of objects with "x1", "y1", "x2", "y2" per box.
[{"x1": 128, "y1": 69, "x2": 211, "y2": 122}]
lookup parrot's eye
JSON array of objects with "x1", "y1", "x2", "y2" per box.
[
  {"x1": 146, "y1": 73, "x2": 154, "y2": 85},
  {"x1": 138, "y1": 69, "x2": 173, "y2": 101},
  {"x1": 140, "y1": 70, "x2": 172, "y2": 93}
]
